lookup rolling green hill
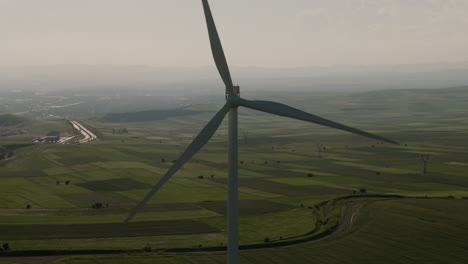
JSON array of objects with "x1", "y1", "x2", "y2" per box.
[
  {"x1": 0, "y1": 114, "x2": 27, "y2": 127},
  {"x1": 53, "y1": 198, "x2": 468, "y2": 264},
  {"x1": 0, "y1": 114, "x2": 28, "y2": 136}
]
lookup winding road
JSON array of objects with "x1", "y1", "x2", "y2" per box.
[{"x1": 0, "y1": 202, "x2": 363, "y2": 264}]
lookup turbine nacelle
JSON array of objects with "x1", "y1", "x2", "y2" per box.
[{"x1": 226, "y1": 85, "x2": 240, "y2": 107}]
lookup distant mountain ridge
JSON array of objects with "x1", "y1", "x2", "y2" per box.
[
  {"x1": 100, "y1": 108, "x2": 206, "y2": 123},
  {"x1": 1, "y1": 62, "x2": 468, "y2": 92}
]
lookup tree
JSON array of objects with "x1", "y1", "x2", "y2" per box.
[
  {"x1": 161, "y1": 158, "x2": 165, "y2": 163},
  {"x1": 65, "y1": 180, "x2": 70, "y2": 185},
  {"x1": 143, "y1": 244, "x2": 152, "y2": 252},
  {"x1": 92, "y1": 202, "x2": 103, "y2": 209},
  {"x1": 2, "y1": 243, "x2": 10, "y2": 251},
  {"x1": 264, "y1": 237, "x2": 270, "y2": 243},
  {"x1": 26, "y1": 204, "x2": 31, "y2": 209},
  {"x1": 0, "y1": 146, "x2": 5, "y2": 160},
  {"x1": 197, "y1": 175, "x2": 204, "y2": 179},
  {"x1": 307, "y1": 173, "x2": 314, "y2": 178},
  {"x1": 359, "y1": 188, "x2": 367, "y2": 194}
]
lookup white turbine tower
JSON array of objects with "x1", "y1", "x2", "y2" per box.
[{"x1": 124, "y1": 1, "x2": 397, "y2": 263}]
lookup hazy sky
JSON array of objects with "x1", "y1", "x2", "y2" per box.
[{"x1": 1, "y1": 0, "x2": 468, "y2": 68}]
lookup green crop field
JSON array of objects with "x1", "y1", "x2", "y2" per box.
[
  {"x1": 1, "y1": 87, "x2": 468, "y2": 263},
  {"x1": 50, "y1": 198, "x2": 468, "y2": 264}
]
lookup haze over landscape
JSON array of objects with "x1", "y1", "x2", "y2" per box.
[
  {"x1": 1, "y1": 1, "x2": 468, "y2": 264},
  {"x1": 2, "y1": 0, "x2": 468, "y2": 67}
]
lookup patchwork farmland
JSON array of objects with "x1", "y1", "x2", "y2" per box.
[{"x1": 0, "y1": 87, "x2": 468, "y2": 263}]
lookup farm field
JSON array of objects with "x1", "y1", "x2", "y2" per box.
[
  {"x1": 50, "y1": 198, "x2": 468, "y2": 264},
  {"x1": 0, "y1": 87, "x2": 468, "y2": 263}
]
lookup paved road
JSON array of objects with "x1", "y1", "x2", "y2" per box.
[
  {"x1": 332, "y1": 202, "x2": 361, "y2": 236},
  {"x1": 58, "y1": 136, "x2": 75, "y2": 144},
  {"x1": 69, "y1": 120, "x2": 98, "y2": 143}
]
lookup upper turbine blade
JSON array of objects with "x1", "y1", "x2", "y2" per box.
[
  {"x1": 124, "y1": 104, "x2": 231, "y2": 223},
  {"x1": 202, "y1": 0, "x2": 234, "y2": 91},
  {"x1": 239, "y1": 98, "x2": 398, "y2": 144}
]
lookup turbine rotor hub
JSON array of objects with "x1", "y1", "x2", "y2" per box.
[{"x1": 226, "y1": 85, "x2": 240, "y2": 108}]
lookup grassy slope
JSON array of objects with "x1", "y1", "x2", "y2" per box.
[{"x1": 53, "y1": 198, "x2": 468, "y2": 264}]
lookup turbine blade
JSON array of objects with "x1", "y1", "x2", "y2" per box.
[
  {"x1": 239, "y1": 98, "x2": 397, "y2": 144},
  {"x1": 124, "y1": 104, "x2": 231, "y2": 223},
  {"x1": 202, "y1": 0, "x2": 233, "y2": 90}
]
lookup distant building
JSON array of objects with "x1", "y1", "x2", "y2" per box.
[
  {"x1": 45, "y1": 131, "x2": 60, "y2": 143},
  {"x1": 44, "y1": 136, "x2": 59, "y2": 143}
]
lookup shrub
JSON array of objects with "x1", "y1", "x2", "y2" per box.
[
  {"x1": 92, "y1": 202, "x2": 103, "y2": 209},
  {"x1": 143, "y1": 244, "x2": 152, "y2": 252},
  {"x1": 264, "y1": 237, "x2": 270, "y2": 243},
  {"x1": 2, "y1": 243, "x2": 10, "y2": 250}
]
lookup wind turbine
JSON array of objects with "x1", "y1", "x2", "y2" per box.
[{"x1": 124, "y1": 1, "x2": 397, "y2": 263}]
